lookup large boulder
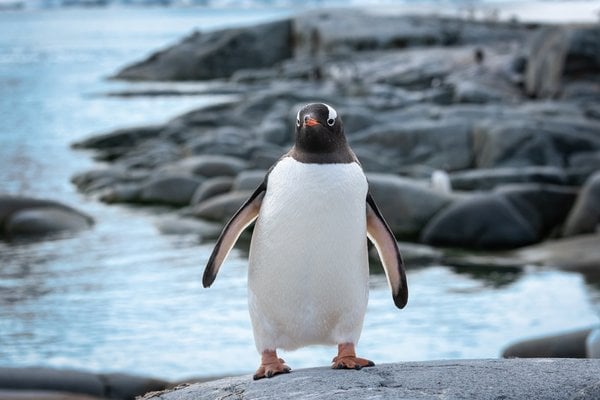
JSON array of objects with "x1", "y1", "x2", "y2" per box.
[
  {"x1": 157, "y1": 155, "x2": 248, "y2": 178},
  {"x1": 366, "y1": 173, "x2": 455, "y2": 240},
  {"x1": 0, "y1": 367, "x2": 169, "y2": 400},
  {"x1": 421, "y1": 184, "x2": 577, "y2": 249},
  {"x1": 502, "y1": 328, "x2": 593, "y2": 358},
  {"x1": 0, "y1": 197, "x2": 93, "y2": 240},
  {"x1": 449, "y1": 166, "x2": 568, "y2": 191},
  {"x1": 190, "y1": 191, "x2": 252, "y2": 222},
  {"x1": 563, "y1": 171, "x2": 600, "y2": 237},
  {"x1": 138, "y1": 176, "x2": 203, "y2": 206},
  {"x1": 420, "y1": 193, "x2": 538, "y2": 249},
  {"x1": 139, "y1": 360, "x2": 600, "y2": 400},
  {"x1": 114, "y1": 19, "x2": 293, "y2": 81}
]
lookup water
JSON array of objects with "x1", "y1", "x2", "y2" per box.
[{"x1": 0, "y1": 6, "x2": 599, "y2": 382}]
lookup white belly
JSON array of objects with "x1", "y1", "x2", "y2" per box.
[{"x1": 248, "y1": 157, "x2": 369, "y2": 352}]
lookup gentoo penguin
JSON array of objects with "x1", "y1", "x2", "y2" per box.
[{"x1": 203, "y1": 103, "x2": 408, "y2": 380}]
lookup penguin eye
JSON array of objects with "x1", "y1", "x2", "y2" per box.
[
  {"x1": 296, "y1": 116, "x2": 301, "y2": 127},
  {"x1": 327, "y1": 118, "x2": 335, "y2": 126}
]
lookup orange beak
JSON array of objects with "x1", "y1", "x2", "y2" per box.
[{"x1": 304, "y1": 117, "x2": 320, "y2": 127}]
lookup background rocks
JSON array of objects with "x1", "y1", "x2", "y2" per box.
[{"x1": 0, "y1": 196, "x2": 94, "y2": 240}]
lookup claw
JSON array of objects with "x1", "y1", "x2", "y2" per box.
[
  {"x1": 331, "y1": 343, "x2": 375, "y2": 371},
  {"x1": 254, "y1": 350, "x2": 291, "y2": 380}
]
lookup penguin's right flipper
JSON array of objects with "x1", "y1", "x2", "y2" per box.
[{"x1": 202, "y1": 182, "x2": 266, "y2": 288}]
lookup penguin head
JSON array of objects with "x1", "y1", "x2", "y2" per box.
[{"x1": 294, "y1": 103, "x2": 346, "y2": 154}]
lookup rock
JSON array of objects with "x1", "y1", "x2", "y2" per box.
[
  {"x1": 0, "y1": 389, "x2": 102, "y2": 399},
  {"x1": 100, "y1": 184, "x2": 142, "y2": 204},
  {"x1": 498, "y1": 183, "x2": 577, "y2": 239},
  {"x1": 351, "y1": 118, "x2": 474, "y2": 172},
  {"x1": 140, "y1": 359, "x2": 600, "y2": 400},
  {"x1": 366, "y1": 173, "x2": 455, "y2": 240},
  {"x1": 155, "y1": 216, "x2": 221, "y2": 238},
  {"x1": 525, "y1": 27, "x2": 569, "y2": 98},
  {"x1": 422, "y1": 184, "x2": 576, "y2": 249},
  {"x1": 114, "y1": 19, "x2": 292, "y2": 81},
  {"x1": 232, "y1": 170, "x2": 267, "y2": 192},
  {"x1": 190, "y1": 191, "x2": 252, "y2": 222},
  {"x1": 562, "y1": 171, "x2": 600, "y2": 237},
  {"x1": 472, "y1": 115, "x2": 600, "y2": 169},
  {"x1": 0, "y1": 367, "x2": 169, "y2": 400},
  {"x1": 449, "y1": 166, "x2": 568, "y2": 191},
  {"x1": 502, "y1": 328, "x2": 593, "y2": 358},
  {"x1": 72, "y1": 125, "x2": 163, "y2": 151},
  {"x1": 139, "y1": 176, "x2": 203, "y2": 206},
  {"x1": 564, "y1": 27, "x2": 600, "y2": 79},
  {"x1": 190, "y1": 177, "x2": 234, "y2": 205},
  {"x1": 587, "y1": 328, "x2": 600, "y2": 358},
  {"x1": 421, "y1": 193, "x2": 538, "y2": 249},
  {"x1": 514, "y1": 233, "x2": 600, "y2": 277},
  {"x1": 0, "y1": 196, "x2": 93, "y2": 240},
  {"x1": 158, "y1": 155, "x2": 248, "y2": 178}
]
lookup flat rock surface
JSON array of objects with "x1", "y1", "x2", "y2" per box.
[{"x1": 143, "y1": 359, "x2": 600, "y2": 400}]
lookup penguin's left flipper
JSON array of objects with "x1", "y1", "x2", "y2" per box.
[
  {"x1": 202, "y1": 182, "x2": 266, "y2": 288},
  {"x1": 366, "y1": 193, "x2": 408, "y2": 309}
]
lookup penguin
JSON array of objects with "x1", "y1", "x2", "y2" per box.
[{"x1": 203, "y1": 103, "x2": 408, "y2": 380}]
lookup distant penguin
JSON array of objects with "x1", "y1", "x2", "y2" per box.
[{"x1": 203, "y1": 103, "x2": 408, "y2": 380}]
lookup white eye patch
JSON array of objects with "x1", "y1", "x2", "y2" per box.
[{"x1": 323, "y1": 103, "x2": 337, "y2": 126}]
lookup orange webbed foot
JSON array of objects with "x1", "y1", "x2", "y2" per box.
[
  {"x1": 331, "y1": 343, "x2": 375, "y2": 370},
  {"x1": 253, "y1": 350, "x2": 291, "y2": 380}
]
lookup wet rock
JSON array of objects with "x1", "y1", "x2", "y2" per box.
[
  {"x1": 139, "y1": 176, "x2": 203, "y2": 206},
  {"x1": 114, "y1": 19, "x2": 292, "y2": 81},
  {"x1": 502, "y1": 328, "x2": 593, "y2": 358},
  {"x1": 563, "y1": 171, "x2": 600, "y2": 237},
  {"x1": 351, "y1": 118, "x2": 474, "y2": 172},
  {"x1": 232, "y1": 170, "x2": 267, "y2": 192},
  {"x1": 421, "y1": 193, "x2": 538, "y2": 249},
  {"x1": 73, "y1": 125, "x2": 163, "y2": 151},
  {"x1": 472, "y1": 116, "x2": 600, "y2": 168},
  {"x1": 587, "y1": 328, "x2": 600, "y2": 358},
  {"x1": 190, "y1": 176, "x2": 234, "y2": 205},
  {"x1": 514, "y1": 233, "x2": 600, "y2": 277},
  {"x1": 155, "y1": 216, "x2": 221, "y2": 238},
  {"x1": 564, "y1": 26, "x2": 600, "y2": 79},
  {"x1": 140, "y1": 359, "x2": 600, "y2": 400},
  {"x1": 367, "y1": 173, "x2": 455, "y2": 240},
  {"x1": 100, "y1": 184, "x2": 142, "y2": 204},
  {"x1": 0, "y1": 196, "x2": 93, "y2": 240},
  {"x1": 190, "y1": 191, "x2": 252, "y2": 222},
  {"x1": 158, "y1": 155, "x2": 248, "y2": 178},
  {"x1": 525, "y1": 27, "x2": 569, "y2": 99},
  {"x1": 449, "y1": 166, "x2": 568, "y2": 191},
  {"x1": 0, "y1": 367, "x2": 169, "y2": 400}
]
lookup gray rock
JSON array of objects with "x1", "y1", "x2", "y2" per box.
[
  {"x1": 502, "y1": 328, "x2": 592, "y2": 358},
  {"x1": 0, "y1": 197, "x2": 93, "y2": 240},
  {"x1": 0, "y1": 367, "x2": 169, "y2": 400},
  {"x1": 367, "y1": 173, "x2": 455, "y2": 239},
  {"x1": 587, "y1": 328, "x2": 600, "y2": 359},
  {"x1": 159, "y1": 155, "x2": 248, "y2": 178},
  {"x1": 72, "y1": 125, "x2": 163, "y2": 151},
  {"x1": 525, "y1": 27, "x2": 569, "y2": 99},
  {"x1": 190, "y1": 176, "x2": 234, "y2": 205},
  {"x1": 155, "y1": 216, "x2": 221, "y2": 238},
  {"x1": 100, "y1": 184, "x2": 142, "y2": 204},
  {"x1": 420, "y1": 193, "x2": 538, "y2": 249},
  {"x1": 352, "y1": 118, "x2": 474, "y2": 172},
  {"x1": 514, "y1": 233, "x2": 600, "y2": 277},
  {"x1": 190, "y1": 191, "x2": 252, "y2": 222},
  {"x1": 498, "y1": 183, "x2": 577, "y2": 239},
  {"x1": 563, "y1": 171, "x2": 600, "y2": 237},
  {"x1": 139, "y1": 176, "x2": 203, "y2": 206},
  {"x1": 564, "y1": 26, "x2": 600, "y2": 79},
  {"x1": 115, "y1": 19, "x2": 292, "y2": 81},
  {"x1": 450, "y1": 167, "x2": 568, "y2": 191},
  {"x1": 141, "y1": 359, "x2": 600, "y2": 400},
  {"x1": 0, "y1": 389, "x2": 102, "y2": 399},
  {"x1": 232, "y1": 170, "x2": 267, "y2": 192}
]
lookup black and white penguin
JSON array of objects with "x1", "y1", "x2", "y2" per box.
[{"x1": 203, "y1": 103, "x2": 408, "y2": 380}]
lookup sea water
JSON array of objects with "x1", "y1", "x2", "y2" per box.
[{"x1": 0, "y1": 6, "x2": 598, "y2": 381}]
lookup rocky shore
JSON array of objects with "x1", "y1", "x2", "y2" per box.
[
  {"x1": 142, "y1": 359, "x2": 600, "y2": 400},
  {"x1": 73, "y1": 9, "x2": 600, "y2": 263}
]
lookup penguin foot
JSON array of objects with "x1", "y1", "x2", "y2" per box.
[
  {"x1": 253, "y1": 350, "x2": 291, "y2": 380},
  {"x1": 331, "y1": 343, "x2": 375, "y2": 370}
]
